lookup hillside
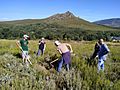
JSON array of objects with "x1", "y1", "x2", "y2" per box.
[
  {"x1": 42, "y1": 11, "x2": 115, "y2": 30},
  {"x1": 0, "y1": 11, "x2": 120, "y2": 40},
  {"x1": 0, "y1": 11, "x2": 118, "y2": 31},
  {"x1": 93, "y1": 18, "x2": 120, "y2": 28}
]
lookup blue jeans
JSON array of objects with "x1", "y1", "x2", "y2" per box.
[
  {"x1": 37, "y1": 49, "x2": 44, "y2": 56},
  {"x1": 57, "y1": 58, "x2": 70, "y2": 72},
  {"x1": 98, "y1": 59, "x2": 104, "y2": 72}
]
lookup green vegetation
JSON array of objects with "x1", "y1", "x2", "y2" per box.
[
  {"x1": 0, "y1": 22, "x2": 120, "y2": 40},
  {"x1": 0, "y1": 40, "x2": 120, "y2": 90},
  {"x1": 0, "y1": 11, "x2": 120, "y2": 40}
]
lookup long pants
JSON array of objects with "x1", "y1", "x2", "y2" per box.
[
  {"x1": 37, "y1": 49, "x2": 44, "y2": 56},
  {"x1": 57, "y1": 58, "x2": 70, "y2": 72},
  {"x1": 98, "y1": 59, "x2": 104, "y2": 72}
]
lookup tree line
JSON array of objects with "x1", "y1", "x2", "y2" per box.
[{"x1": 0, "y1": 23, "x2": 120, "y2": 41}]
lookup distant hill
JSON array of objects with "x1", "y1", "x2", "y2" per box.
[
  {"x1": 93, "y1": 18, "x2": 120, "y2": 28},
  {"x1": 0, "y1": 11, "x2": 117, "y2": 31},
  {"x1": 0, "y1": 11, "x2": 120, "y2": 40}
]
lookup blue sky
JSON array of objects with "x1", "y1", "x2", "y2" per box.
[{"x1": 0, "y1": 0, "x2": 120, "y2": 22}]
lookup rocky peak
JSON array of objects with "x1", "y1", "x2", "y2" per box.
[
  {"x1": 64, "y1": 11, "x2": 75, "y2": 17},
  {"x1": 47, "y1": 11, "x2": 76, "y2": 20}
]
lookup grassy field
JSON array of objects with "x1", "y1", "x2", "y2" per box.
[{"x1": 0, "y1": 40, "x2": 120, "y2": 90}]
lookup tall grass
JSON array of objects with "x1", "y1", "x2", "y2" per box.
[{"x1": 0, "y1": 40, "x2": 120, "y2": 90}]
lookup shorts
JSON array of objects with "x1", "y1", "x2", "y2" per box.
[{"x1": 22, "y1": 51, "x2": 28, "y2": 59}]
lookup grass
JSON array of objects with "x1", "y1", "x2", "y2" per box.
[{"x1": 0, "y1": 39, "x2": 120, "y2": 90}]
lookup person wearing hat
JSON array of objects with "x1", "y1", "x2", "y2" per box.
[
  {"x1": 37, "y1": 37, "x2": 46, "y2": 56},
  {"x1": 17, "y1": 34, "x2": 29, "y2": 63},
  {"x1": 54, "y1": 40, "x2": 73, "y2": 72},
  {"x1": 98, "y1": 39, "x2": 110, "y2": 72}
]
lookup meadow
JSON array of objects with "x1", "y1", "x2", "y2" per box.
[{"x1": 0, "y1": 40, "x2": 120, "y2": 90}]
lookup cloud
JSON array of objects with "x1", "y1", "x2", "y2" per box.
[
  {"x1": 0, "y1": 18, "x2": 10, "y2": 21},
  {"x1": 0, "y1": 18, "x2": 24, "y2": 21}
]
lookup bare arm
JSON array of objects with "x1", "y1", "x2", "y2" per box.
[
  {"x1": 66, "y1": 43, "x2": 73, "y2": 53},
  {"x1": 38, "y1": 41, "x2": 41, "y2": 45},
  {"x1": 16, "y1": 41, "x2": 23, "y2": 51},
  {"x1": 16, "y1": 41, "x2": 20, "y2": 47},
  {"x1": 57, "y1": 48, "x2": 62, "y2": 54},
  {"x1": 44, "y1": 44, "x2": 46, "y2": 50}
]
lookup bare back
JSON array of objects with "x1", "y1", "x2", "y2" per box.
[{"x1": 57, "y1": 43, "x2": 70, "y2": 54}]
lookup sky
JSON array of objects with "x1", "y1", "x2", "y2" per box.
[{"x1": 0, "y1": 0, "x2": 120, "y2": 22}]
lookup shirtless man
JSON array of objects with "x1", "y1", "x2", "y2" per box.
[{"x1": 54, "y1": 40, "x2": 73, "y2": 72}]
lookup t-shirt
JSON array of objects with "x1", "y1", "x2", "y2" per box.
[
  {"x1": 20, "y1": 39, "x2": 28, "y2": 51},
  {"x1": 39, "y1": 41, "x2": 45, "y2": 49},
  {"x1": 98, "y1": 44, "x2": 110, "y2": 60}
]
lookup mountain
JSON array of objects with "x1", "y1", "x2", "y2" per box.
[
  {"x1": 42, "y1": 11, "x2": 116, "y2": 30},
  {"x1": 93, "y1": 18, "x2": 120, "y2": 28},
  {"x1": 45, "y1": 11, "x2": 76, "y2": 20},
  {"x1": 0, "y1": 11, "x2": 120, "y2": 40},
  {"x1": 0, "y1": 11, "x2": 119, "y2": 31}
]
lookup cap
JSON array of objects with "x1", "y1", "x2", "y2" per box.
[
  {"x1": 41, "y1": 37, "x2": 45, "y2": 40},
  {"x1": 54, "y1": 40, "x2": 61, "y2": 46},
  {"x1": 99, "y1": 39, "x2": 104, "y2": 42},
  {"x1": 23, "y1": 35, "x2": 29, "y2": 38}
]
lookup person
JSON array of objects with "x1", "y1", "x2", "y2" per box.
[
  {"x1": 54, "y1": 40, "x2": 73, "y2": 72},
  {"x1": 37, "y1": 37, "x2": 46, "y2": 56},
  {"x1": 98, "y1": 39, "x2": 110, "y2": 72},
  {"x1": 90, "y1": 42, "x2": 100, "y2": 60},
  {"x1": 17, "y1": 34, "x2": 31, "y2": 64}
]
